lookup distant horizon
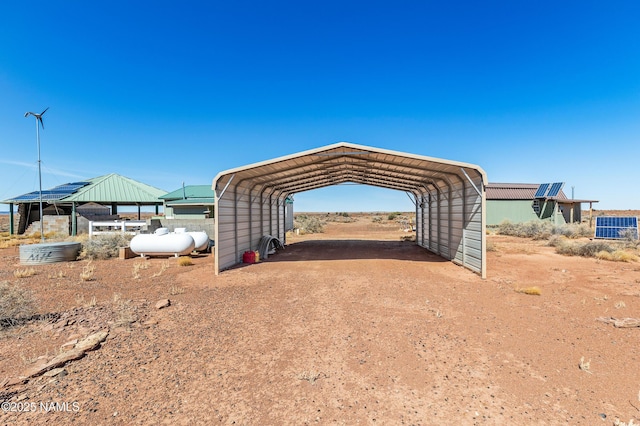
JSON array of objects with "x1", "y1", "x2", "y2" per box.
[
  {"x1": 2, "y1": 3, "x2": 639, "y2": 210},
  {"x1": 2, "y1": 208, "x2": 640, "y2": 216}
]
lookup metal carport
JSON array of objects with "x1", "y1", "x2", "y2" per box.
[{"x1": 212, "y1": 142, "x2": 487, "y2": 277}]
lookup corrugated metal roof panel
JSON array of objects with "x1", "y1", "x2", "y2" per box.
[
  {"x1": 60, "y1": 173, "x2": 166, "y2": 203},
  {"x1": 160, "y1": 185, "x2": 214, "y2": 200},
  {"x1": 486, "y1": 183, "x2": 568, "y2": 200}
]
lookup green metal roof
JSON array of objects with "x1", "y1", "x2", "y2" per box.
[
  {"x1": 60, "y1": 173, "x2": 166, "y2": 204},
  {"x1": 160, "y1": 185, "x2": 214, "y2": 201}
]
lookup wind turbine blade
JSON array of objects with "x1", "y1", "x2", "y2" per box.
[
  {"x1": 40, "y1": 107, "x2": 49, "y2": 115},
  {"x1": 37, "y1": 116, "x2": 44, "y2": 129}
]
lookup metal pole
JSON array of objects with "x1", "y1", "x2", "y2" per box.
[
  {"x1": 9, "y1": 203, "x2": 14, "y2": 235},
  {"x1": 36, "y1": 118, "x2": 44, "y2": 241}
]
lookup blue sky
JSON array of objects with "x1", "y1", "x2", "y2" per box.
[{"x1": 1, "y1": 1, "x2": 639, "y2": 212}]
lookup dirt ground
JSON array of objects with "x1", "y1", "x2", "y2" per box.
[{"x1": 1, "y1": 213, "x2": 640, "y2": 425}]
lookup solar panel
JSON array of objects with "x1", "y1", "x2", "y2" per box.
[
  {"x1": 546, "y1": 182, "x2": 564, "y2": 198},
  {"x1": 534, "y1": 183, "x2": 550, "y2": 198},
  {"x1": 594, "y1": 216, "x2": 639, "y2": 240},
  {"x1": 6, "y1": 181, "x2": 90, "y2": 203}
]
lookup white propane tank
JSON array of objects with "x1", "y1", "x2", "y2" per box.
[
  {"x1": 187, "y1": 231, "x2": 210, "y2": 251},
  {"x1": 130, "y1": 233, "x2": 195, "y2": 257}
]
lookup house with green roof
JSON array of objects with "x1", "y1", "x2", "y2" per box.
[
  {"x1": 159, "y1": 185, "x2": 214, "y2": 219},
  {"x1": 2, "y1": 173, "x2": 166, "y2": 235}
]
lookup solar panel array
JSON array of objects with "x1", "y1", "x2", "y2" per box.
[
  {"x1": 534, "y1": 182, "x2": 564, "y2": 199},
  {"x1": 594, "y1": 216, "x2": 639, "y2": 240},
  {"x1": 10, "y1": 182, "x2": 90, "y2": 202},
  {"x1": 546, "y1": 182, "x2": 564, "y2": 198},
  {"x1": 534, "y1": 183, "x2": 550, "y2": 198}
]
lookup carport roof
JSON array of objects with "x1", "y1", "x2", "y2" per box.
[{"x1": 213, "y1": 142, "x2": 487, "y2": 195}]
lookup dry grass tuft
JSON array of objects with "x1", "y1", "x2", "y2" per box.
[
  {"x1": 152, "y1": 261, "x2": 170, "y2": 277},
  {"x1": 75, "y1": 293, "x2": 97, "y2": 307},
  {"x1": 177, "y1": 256, "x2": 193, "y2": 267},
  {"x1": 596, "y1": 249, "x2": 637, "y2": 262},
  {"x1": 515, "y1": 286, "x2": 541, "y2": 296},
  {"x1": 13, "y1": 267, "x2": 37, "y2": 278},
  {"x1": 114, "y1": 298, "x2": 135, "y2": 328},
  {"x1": 298, "y1": 370, "x2": 324, "y2": 385},
  {"x1": 611, "y1": 250, "x2": 637, "y2": 262},
  {"x1": 80, "y1": 262, "x2": 96, "y2": 281},
  {"x1": 595, "y1": 250, "x2": 613, "y2": 261},
  {"x1": 132, "y1": 261, "x2": 149, "y2": 279},
  {"x1": 169, "y1": 285, "x2": 185, "y2": 296},
  {"x1": 48, "y1": 270, "x2": 65, "y2": 279},
  {"x1": 579, "y1": 356, "x2": 592, "y2": 373},
  {"x1": 0, "y1": 280, "x2": 36, "y2": 319}
]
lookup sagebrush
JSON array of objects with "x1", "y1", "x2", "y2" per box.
[
  {"x1": 79, "y1": 234, "x2": 132, "y2": 260},
  {"x1": 294, "y1": 215, "x2": 325, "y2": 234},
  {"x1": 550, "y1": 237, "x2": 615, "y2": 258},
  {"x1": 496, "y1": 220, "x2": 592, "y2": 240}
]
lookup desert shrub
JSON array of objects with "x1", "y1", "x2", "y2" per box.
[
  {"x1": 371, "y1": 216, "x2": 382, "y2": 223},
  {"x1": 497, "y1": 220, "x2": 593, "y2": 240},
  {"x1": 294, "y1": 215, "x2": 325, "y2": 234},
  {"x1": 551, "y1": 223, "x2": 593, "y2": 238},
  {"x1": 79, "y1": 234, "x2": 132, "y2": 260},
  {"x1": 618, "y1": 228, "x2": 640, "y2": 248},
  {"x1": 177, "y1": 256, "x2": 193, "y2": 266},
  {"x1": 595, "y1": 250, "x2": 613, "y2": 261},
  {"x1": 611, "y1": 250, "x2": 637, "y2": 262},
  {"x1": 0, "y1": 281, "x2": 36, "y2": 320},
  {"x1": 387, "y1": 212, "x2": 400, "y2": 221},
  {"x1": 554, "y1": 239, "x2": 614, "y2": 258},
  {"x1": 497, "y1": 220, "x2": 552, "y2": 239}
]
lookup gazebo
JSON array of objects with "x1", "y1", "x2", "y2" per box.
[{"x1": 2, "y1": 173, "x2": 166, "y2": 236}]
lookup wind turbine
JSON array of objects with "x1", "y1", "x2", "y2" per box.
[{"x1": 24, "y1": 107, "x2": 49, "y2": 242}]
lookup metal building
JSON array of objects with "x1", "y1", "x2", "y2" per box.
[{"x1": 212, "y1": 142, "x2": 487, "y2": 277}]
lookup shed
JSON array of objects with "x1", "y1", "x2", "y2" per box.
[
  {"x1": 212, "y1": 142, "x2": 487, "y2": 277},
  {"x1": 160, "y1": 185, "x2": 215, "y2": 219},
  {"x1": 486, "y1": 182, "x2": 598, "y2": 225}
]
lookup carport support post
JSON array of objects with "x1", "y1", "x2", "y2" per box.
[{"x1": 71, "y1": 202, "x2": 77, "y2": 236}]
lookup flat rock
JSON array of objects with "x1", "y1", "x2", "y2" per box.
[
  {"x1": 4, "y1": 377, "x2": 27, "y2": 387},
  {"x1": 61, "y1": 338, "x2": 78, "y2": 349},
  {"x1": 23, "y1": 348, "x2": 85, "y2": 379},
  {"x1": 155, "y1": 299, "x2": 171, "y2": 309},
  {"x1": 43, "y1": 368, "x2": 67, "y2": 378},
  {"x1": 75, "y1": 330, "x2": 109, "y2": 352}
]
